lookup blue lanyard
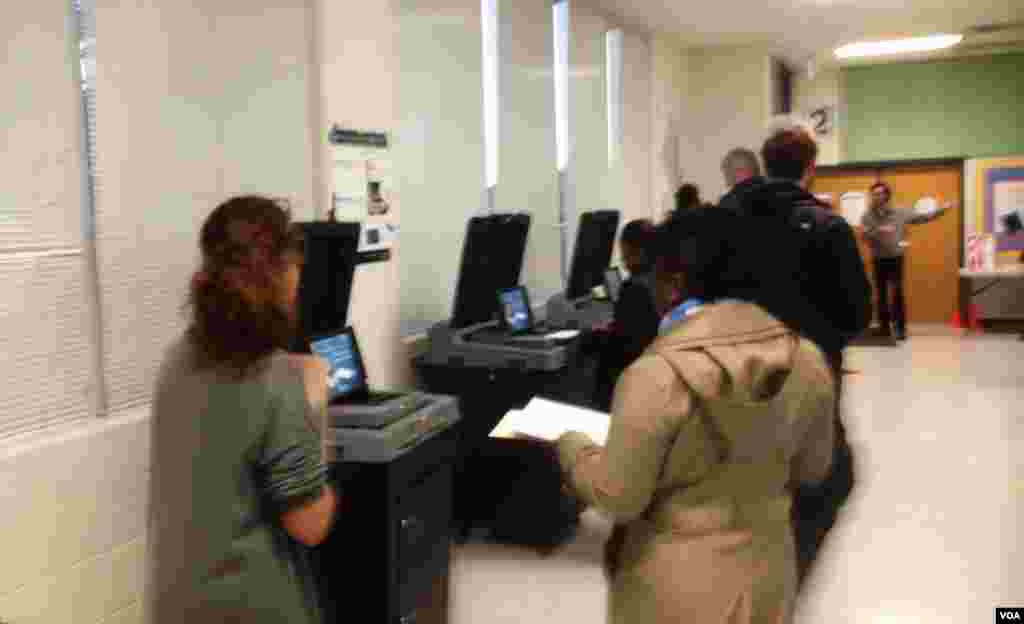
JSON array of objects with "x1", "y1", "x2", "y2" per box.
[{"x1": 659, "y1": 297, "x2": 705, "y2": 335}]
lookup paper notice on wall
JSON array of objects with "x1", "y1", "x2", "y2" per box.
[
  {"x1": 365, "y1": 149, "x2": 393, "y2": 219},
  {"x1": 993, "y1": 181, "x2": 1024, "y2": 234},
  {"x1": 331, "y1": 141, "x2": 397, "y2": 256},
  {"x1": 839, "y1": 192, "x2": 868, "y2": 226},
  {"x1": 332, "y1": 144, "x2": 368, "y2": 221}
]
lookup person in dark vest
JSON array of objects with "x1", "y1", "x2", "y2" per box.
[
  {"x1": 593, "y1": 219, "x2": 660, "y2": 411},
  {"x1": 717, "y1": 127, "x2": 872, "y2": 586},
  {"x1": 673, "y1": 183, "x2": 702, "y2": 216}
]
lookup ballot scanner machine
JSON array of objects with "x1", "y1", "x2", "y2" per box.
[
  {"x1": 544, "y1": 210, "x2": 620, "y2": 329},
  {"x1": 424, "y1": 213, "x2": 579, "y2": 372},
  {"x1": 290, "y1": 221, "x2": 459, "y2": 463}
]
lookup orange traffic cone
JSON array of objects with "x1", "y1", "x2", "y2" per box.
[
  {"x1": 949, "y1": 309, "x2": 965, "y2": 329},
  {"x1": 951, "y1": 305, "x2": 983, "y2": 332}
]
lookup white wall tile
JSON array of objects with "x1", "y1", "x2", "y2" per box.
[
  {"x1": 0, "y1": 414, "x2": 149, "y2": 620},
  {"x1": 0, "y1": 537, "x2": 145, "y2": 624}
]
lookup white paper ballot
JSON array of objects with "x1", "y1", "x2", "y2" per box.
[
  {"x1": 545, "y1": 329, "x2": 581, "y2": 341},
  {"x1": 490, "y1": 397, "x2": 611, "y2": 445}
]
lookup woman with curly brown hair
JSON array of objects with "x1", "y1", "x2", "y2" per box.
[{"x1": 146, "y1": 196, "x2": 338, "y2": 624}]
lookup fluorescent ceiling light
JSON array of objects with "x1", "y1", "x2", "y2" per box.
[{"x1": 834, "y1": 34, "x2": 963, "y2": 59}]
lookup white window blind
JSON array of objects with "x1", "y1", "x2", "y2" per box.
[
  {"x1": 0, "y1": 2, "x2": 97, "y2": 440},
  {"x1": 92, "y1": 1, "x2": 316, "y2": 412},
  {"x1": 75, "y1": 0, "x2": 97, "y2": 232},
  {"x1": 482, "y1": 0, "x2": 500, "y2": 191},
  {"x1": 606, "y1": 29, "x2": 624, "y2": 166},
  {"x1": 553, "y1": 0, "x2": 570, "y2": 173},
  {"x1": 553, "y1": 0, "x2": 570, "y2": 280}
]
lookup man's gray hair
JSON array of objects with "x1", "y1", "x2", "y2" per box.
[{"x1": 721, "y1": 148, "x2": 762, "y2": 187}]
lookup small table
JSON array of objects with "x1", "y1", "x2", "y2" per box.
[{"x1": 958, "y1": 266, "x2": 1024, "y2": 338}]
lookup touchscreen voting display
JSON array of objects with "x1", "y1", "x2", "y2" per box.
[
  {"x1": 310, "y1": 332, "x2": 365, "y2": 401},
  {"x1": 500, "y1": 287, "x2": 531, "y2": 332}
]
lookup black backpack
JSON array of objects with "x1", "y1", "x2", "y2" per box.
[
  {"x1": 480, "y1": 438, "x2": 585, "y2": 554},
  {"x1": 728, "y1": 180, "x2": 865, "y2": 357}
]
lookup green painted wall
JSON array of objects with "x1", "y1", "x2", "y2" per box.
[{"x1": 844, "y1": 53, "x2": 1024, "y2": 162}]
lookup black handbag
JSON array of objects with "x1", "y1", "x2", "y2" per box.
[{"x1": 483, "y1": 437, "x2": 585, "y2": 554}]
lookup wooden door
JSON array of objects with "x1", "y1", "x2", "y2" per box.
[
  {"x1": 880, "y1": 166, "x2": 962, "y2": 324},
  {"x1": 811, "y1": 165, "x2": 962, "y2": 325}
]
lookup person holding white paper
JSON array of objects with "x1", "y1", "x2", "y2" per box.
[{"x1": 552, "y1": 207, "x2": 836, "y2": 624}]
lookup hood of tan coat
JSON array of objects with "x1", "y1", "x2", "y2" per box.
[{"x1": 648, "y1": 301, "x2": 799, "y2": 405}]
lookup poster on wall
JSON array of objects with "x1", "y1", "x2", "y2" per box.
[
  {"x1": 972, "y1": 157, "x2": 1024, "y2": 254},
  {"x1": 329, "y1": 127, "x2": 397, "y2": 262},
  {"x1": 993, "y1": 181, "x2": 1024, "y2": 234}
]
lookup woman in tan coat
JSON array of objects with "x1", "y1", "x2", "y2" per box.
[{"x1": 555, "y1": 208, "x2": 836, "y2": 624}]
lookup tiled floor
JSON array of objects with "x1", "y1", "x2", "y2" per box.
[{"x1": 449, "y1": 328, "x2": 1024, "y2": 623}]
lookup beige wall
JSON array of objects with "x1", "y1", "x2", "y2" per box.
[
  {"x1": 649, "y1": 34, "x2": 693, "y2": 221},
  {"x1": 317, "y1": 0, "x2": 415, "y2": 386},
  {"x1": 793, "y1": 67, "x2": 845, "y2": 166},
  {"x1": 649, "y1": 41, "x2": 774, "y2": 211},
  {"x1": 683, "y1": 46, "x2": 773, "y2": 203},
  {"x1": 622, "y1": 30, "x2": 654, "y2": 226},
  {"x1": 395, "y1": 0, "x2": 486, "y2": 338}
]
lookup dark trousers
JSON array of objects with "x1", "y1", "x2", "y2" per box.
[
  {"x1": 792, "y1": 352, "x2": 855, "y2": 586},
  {"x1": 872, "y1": 256, "x2": 906, "y2": 333}
]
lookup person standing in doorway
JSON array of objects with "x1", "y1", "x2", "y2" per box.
[{"x1": 860, "y1": 181, "x2": 951, "y2": 341}]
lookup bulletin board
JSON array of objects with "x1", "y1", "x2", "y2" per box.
[{"x1": 971, "y1": 156, "x2": 1024, "y2": 257}]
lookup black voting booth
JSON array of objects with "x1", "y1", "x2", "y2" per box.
[
  {"x1": 450, "y1": 213, "x2": 531, "y2": 330},
  {"x1": 415, "y1": 214, "x2": 586, "y2": 550},
  {"x1": 295, "y1": 222, "x2": 457, "y2": 624},
  {"x1": 290, "y1": 221, "x2": 362, "y2": 353},
  {"x1": 567, "y1": 210, "x2": 620, "y2": 301},
  {"x1": 424, "y1": 213, "x2": 577, "y2": 371},
  {"x1": 545, "y1": 210, "x2": 621, "y2": 329}
]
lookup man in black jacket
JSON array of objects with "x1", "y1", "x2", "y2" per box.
[
  {"x1": 593, "y1": 219, "x2": 660, "y2": 412},
  {"x1": 719, "y1": 128, "x2": 872, "y2": 585}
]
